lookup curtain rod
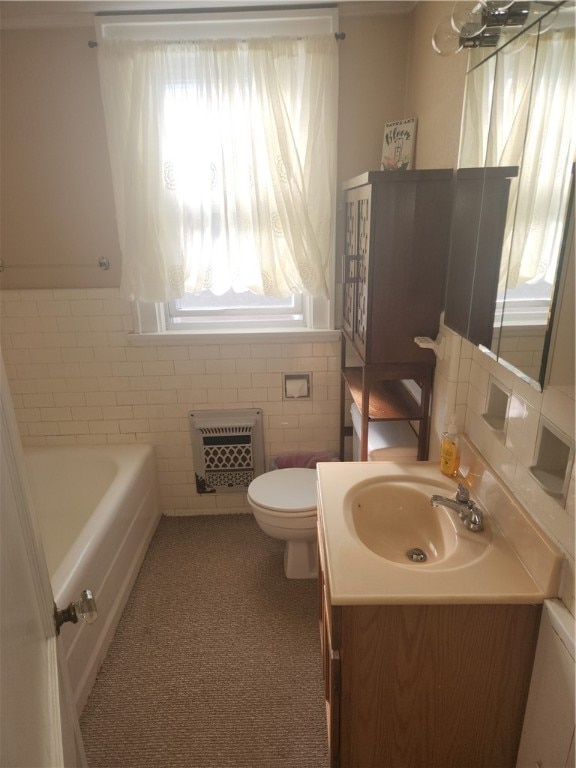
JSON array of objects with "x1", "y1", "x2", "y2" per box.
[
  {"x1": 88, "y1": 32, "x2": 344, "y2": 47},
  {"x1": 0, "y1": 258, "x2": 111, "y2": 272},
  {"x1": 94, "y1": 4, "x2": 337, "y2": 16}
]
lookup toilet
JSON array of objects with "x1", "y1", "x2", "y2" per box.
[{"x1": 247, "y1": 468, "x2": 318, "y2": 579}]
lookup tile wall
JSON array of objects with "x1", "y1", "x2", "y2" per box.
[
  {"x1": 493, "y1": 326, "x2": 547, "y2": 383},
  {"x1": 0, "y1": 288, "x2": 341, "y2": 516},
  {"x1": 2, "y1": 289, "x2": 574, "y2": 614},
  {"x1": 432, "y1": 317, "x2": 575, "y2": 616}
]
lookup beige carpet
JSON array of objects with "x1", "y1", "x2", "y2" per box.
[{"x1": 80, "y1": 514, "x2": 329, "y2": 768}]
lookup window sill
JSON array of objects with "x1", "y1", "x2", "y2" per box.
[{"x1": 127, "y1": 328, "x2": 341, "y2": 346}]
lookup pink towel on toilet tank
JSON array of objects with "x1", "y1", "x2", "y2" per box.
[{"x1": 272, "y1": 451, "x2": 339, "y2": 469}]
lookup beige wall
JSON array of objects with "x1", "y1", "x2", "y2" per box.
[
  {"x1": 337, "y1": 10, "x2": 412, "y2": 182},
  {"x1": 1, "y1": 6, "x2": 465, "y2": 291},
  {"x1": 0, "y1": 27, "x2": 122, "y2": 289},
  {"x1": 406, "y1": 2, "x2": 467, "y2": 169}
]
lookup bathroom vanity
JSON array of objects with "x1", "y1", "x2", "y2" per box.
[{"x1": 316, "y1": 451, "x2": 562, "y2": 768}]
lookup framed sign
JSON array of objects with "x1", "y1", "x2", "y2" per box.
[{"x1": 381, "y1": 118, "x2": 417, "y2": 171}]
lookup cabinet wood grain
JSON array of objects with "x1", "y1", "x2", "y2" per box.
[{"x1": 318, "y1": 526, "x2": 542, "y2": 767}]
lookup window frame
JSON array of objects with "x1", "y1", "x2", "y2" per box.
[{"x1": 165, "y1": 292, "x2": 307, "y2": 332}]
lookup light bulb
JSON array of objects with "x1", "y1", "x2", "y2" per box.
[
  {"x1": 526, "y1": 6, "x2": 560, "y2": 34},
  {"x1": 432, "y1": 17, "x2": 464, "y2": 56},
  {"x1": 451, "y1": 1, "x2": 487, "y2": 38}
]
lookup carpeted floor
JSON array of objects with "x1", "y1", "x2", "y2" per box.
[{"x1": 80, "y1": 514, "x2": 329, "y2": 768}]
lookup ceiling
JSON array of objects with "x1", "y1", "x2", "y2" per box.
[{"x1": 0, "y1": 1, "x2": 417, "y2": 29}]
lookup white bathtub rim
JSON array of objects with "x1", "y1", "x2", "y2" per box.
[
  {"x1": 23, "y1": 443, "x2": 160, "y2": 715},
  {"x1": 24, "y1": 444, "x2": 154, "y2": 602},
  {"x1": 52, "y1": 465, "x2": 153, "y2": 604},
  {"x1": 73, "y1": 489, "x2": 160, "y2": 715}
]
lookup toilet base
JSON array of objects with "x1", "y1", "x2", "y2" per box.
[{"x1": 283, "y1": 538, "x2": 317, "y2": 579}]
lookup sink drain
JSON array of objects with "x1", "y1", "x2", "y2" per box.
[{"x1": 407, "y1": 547, "x2": 427, "y2": 563}]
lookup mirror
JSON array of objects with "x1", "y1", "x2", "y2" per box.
[{"x1": 444, "y1": 0, "x2": 575, "y2": 390}]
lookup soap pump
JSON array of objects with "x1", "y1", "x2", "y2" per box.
[{"x1": 440, "y1": 413, "x2": 460, "y2": 478}]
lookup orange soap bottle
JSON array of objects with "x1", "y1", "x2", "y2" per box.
[{"x1": 440, "y1": 414, "x2": 460, "y2": 478}]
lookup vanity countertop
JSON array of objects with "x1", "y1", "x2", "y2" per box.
[{"x1": 316, "y1": 447, "x2": 563, "y2": 606}]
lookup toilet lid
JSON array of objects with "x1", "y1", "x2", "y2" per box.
[{"x1": 248, "y1": 468, "x2": 317, "y2": 513}]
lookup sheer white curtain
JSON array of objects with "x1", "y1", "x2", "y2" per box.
[
  {"x1": 459, "y1": 26, "x2": 575, "y2": 288},
  {"x1": 97, "y1": 36, "x2": 338, "y2": 303}
]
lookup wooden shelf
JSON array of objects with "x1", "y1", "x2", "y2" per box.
[{"x1": 342, "y1": 367, "x2": 422, "y2": 421}]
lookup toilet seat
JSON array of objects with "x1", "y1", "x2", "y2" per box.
[{"x1": 247, "y1": 468, "x2": 317, "y2": 513}]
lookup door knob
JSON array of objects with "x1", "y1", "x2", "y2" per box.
[{"x1": 54, "y1": 589, "x2": 97, "y2": 635}]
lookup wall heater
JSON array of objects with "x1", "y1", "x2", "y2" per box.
[{"x1": 189, "y1": 409, "x2": 265, "y2": 494}]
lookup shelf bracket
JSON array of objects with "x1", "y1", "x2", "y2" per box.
[{"x1": 414, "y1": 334, "x2": 446, "y2": 360}]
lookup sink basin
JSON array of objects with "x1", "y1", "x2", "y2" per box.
[
  {"x1": 344, "y1": 476, "x2": 492, "y2": 570},
  {"x1": 316, "y1": 457, "x2": 563, "y2": 604},
  {"x1": 350, "y1": 483, "x2": 458, "y2": 564}
]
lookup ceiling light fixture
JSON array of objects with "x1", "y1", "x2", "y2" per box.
[{"x1": 432, "y1": 1, "x2": 531, "y2": 55}]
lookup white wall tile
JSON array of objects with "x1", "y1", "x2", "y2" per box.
[
  {"x1": 29, "y1": 349, "x2": 63, "y2": 364},
  {"x1": 23, "y1": 393, "x2": 55, "y2": 408},
  {"x1": 236, "y1": 359, "x2": 268, "y2": 373},
  {"x1": 173, "y1": 361, "x2": 206, "y2": 375},
  {"x1": 431, "y1": 323, "x2": 575, "y2": 618},
  {"x1": 89, "y1": 316, "x2": 125, "y2": 332},
  {"x1": 205, "y1": 359, "x2": 236, "y2": 374},
  {"x1": 1, "y1": 349, "x2": 31, "y2": 364},
  {"x1": 3, "y1": 290, "x2": 342, "y2": 517},
  {"x1": 220, "y1": 344, "x2": 250, "y2": 359},
  {"x1": 75, "y1": 331, "x2": 109, "y2": 347},
  {"x1": 187, "y1": 345, "x2": 221, "y2": 360},
  {"x1": 61, "y1": 348, "x2": 96, "y2": 363},
  {"x1": 86, "y1": 391, "x2": 118, "y2": 406},
  {"x1": 542, "y1": 387, "x2": 576, "y2": 434},
  {"x1": 15, "y1": 408, "x2": 41, "y2": 423},
  {"x1": 71, "y1": 406, "x2": 103, "y2": 421},
  {"x1": 70, "y1": 300, "x2": 105, "y2": 316},
  {"x1": 3, "y1": 301, "x2": 39, "y2": 318},
  {"x1": 156, "y1": 346, "x2": 189, "y2": 361}
]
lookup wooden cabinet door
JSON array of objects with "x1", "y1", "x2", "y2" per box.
[
  {"x1": 444, "y1": 167, "x2": 517, "y2": 348},
  {"x1": 354, "y1": 192, "x2": 371, "y2": 361},
  {"x1": 342, "y1": 170, "x2": 452, "y2": 366},
  {"x1": 342, "y1": 185, "x2": 372, "y2": 362},
  {"x1": 322, "y1": 594, "x2": 341, "y2": 768},
  {"x1": 318, "y1": 537, "x2": 342, "y2": 768},
  {"x1": 342, "y1": 197, "x2": 358, "y2": 341},
  {"x1": 326, "y1": 647, "x2": 341, "y2": 768}
]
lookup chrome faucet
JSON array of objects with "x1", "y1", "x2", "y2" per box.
[{"x1": 430, "y1": 484, "x2": 484, "y2": 533}]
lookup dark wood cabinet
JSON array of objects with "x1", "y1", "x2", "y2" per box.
[{"x1": 340, "y1": 170, "x2": 453, "y2": 461}]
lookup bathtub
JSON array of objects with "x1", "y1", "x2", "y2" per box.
[{"x1": 24, "y1": 444, "x2": 160, "y2": 715}]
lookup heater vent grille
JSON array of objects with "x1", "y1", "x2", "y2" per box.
[{"x1": 189, "y1": 409, "x2": 264, "y2": 494}]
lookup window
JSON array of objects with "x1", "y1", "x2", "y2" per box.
[
  {"x1": 494, "y1": 279, "x2": 554, "y2": 327},
  {"x1": 166, "y1": 291, "x2": 305, "y2": 330},
  {"x1": 96, "y1": 10, "x2": 338, "y2": 332}
]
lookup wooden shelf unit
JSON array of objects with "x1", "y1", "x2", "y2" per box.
[
  {"x1": 339, "y1": 333, "x2": 433, "y2": 461},
  {"x1": 339, "y1": 169, "x2": 453, "y2": 462}
]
